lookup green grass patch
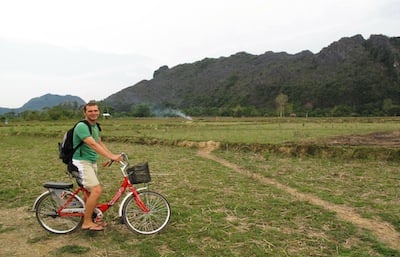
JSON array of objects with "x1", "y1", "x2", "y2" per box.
[{"x1": 54, "y1": 244, "x2": 90, "y2": 254}]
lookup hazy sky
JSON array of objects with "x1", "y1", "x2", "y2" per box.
[{"x1": 0, "y1": 0, "x2": 399, "y2": 108}]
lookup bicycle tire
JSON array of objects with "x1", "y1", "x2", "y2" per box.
[
  {"x1": 35, "y1": 191, "x2": 84, "y2": 234},
  {"x1": 122, "y1": 191, "x2": 171, "y2": 235}
]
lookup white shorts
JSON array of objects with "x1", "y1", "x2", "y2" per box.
[{"x1": 72, "y1": 159, "x2": 99, "y2": 189}]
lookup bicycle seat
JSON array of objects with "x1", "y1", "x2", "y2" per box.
[{"x1": 43, "y1": 182, "x2": 73, "y2": 189}]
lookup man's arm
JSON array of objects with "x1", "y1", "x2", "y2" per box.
[{"x1": 83, "y1": 136, "x2": 121, "y2": 161}]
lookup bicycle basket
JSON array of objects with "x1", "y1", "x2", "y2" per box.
[{"x1": 128, "y1": 162, "x2": 151, "y2": 184}]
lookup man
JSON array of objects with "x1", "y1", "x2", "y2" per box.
[{"x1": 72, "y1": 101, "x2": 123, "y2": 231}]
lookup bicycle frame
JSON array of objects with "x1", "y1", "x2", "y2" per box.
[{"x1": 57, "y1": 159, "x2": 150, "y2": 218}]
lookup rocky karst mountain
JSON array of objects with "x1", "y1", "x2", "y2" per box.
[{"x1": 105, "y1": 34, "x2": 400, "y2": 116}]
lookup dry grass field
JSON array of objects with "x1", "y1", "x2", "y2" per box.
[{"x1": 0, "y1": 117, "x2": 399, "y2": 256}]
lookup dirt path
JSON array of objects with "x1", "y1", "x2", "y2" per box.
[{"x1": 197, "y1": 147, "x2": 400, "y2": 252}]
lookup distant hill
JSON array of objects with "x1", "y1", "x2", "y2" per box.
[
  {"x1": 0, "y1": 94, "x2": 85, "y2": 115},
  {"x1": 104, "y1": 34, "x2": 400, "y2": 116}
]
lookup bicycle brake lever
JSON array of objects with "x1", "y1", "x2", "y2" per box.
[{"x1": 103, "y1": 160, "x2": 114, "y2": 167}]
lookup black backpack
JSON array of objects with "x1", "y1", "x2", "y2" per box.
[{"x1": 58, "y1": 120, "x2": 101, "y2": 171}]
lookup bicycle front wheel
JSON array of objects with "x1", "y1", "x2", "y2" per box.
[
  {"x1": 35, "y1": 191, "x2": 84, "y2": 234},
  {"x1": 122, "y1": 191, "x2": 171, "y2": 235}
]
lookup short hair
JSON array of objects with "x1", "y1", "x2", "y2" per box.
[{"x1": 83, "y1": 100, "x2": 98, "y2": 112}]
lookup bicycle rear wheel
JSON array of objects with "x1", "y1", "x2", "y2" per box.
[
  {"x1": 35, "y1": 191, "x2": 84, "y2": 234},
  {"x1": 122, "y1": 191, "x2": 171, "y2": 235}
]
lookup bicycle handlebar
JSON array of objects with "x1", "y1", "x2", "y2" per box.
[{"x1": 120, "y1": 152, "x2": 128, "y2": 163}]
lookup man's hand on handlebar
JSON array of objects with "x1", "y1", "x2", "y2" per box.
[{"x1": 111, "y1": 154, "x2": 123, "y2": 162}]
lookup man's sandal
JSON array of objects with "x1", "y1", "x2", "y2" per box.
[
  {"x1": 82, "y1": 224, "x2": 104, "y2": 231},
  {"x1": 95, "y1": 221, "x2": 108, "y2": 227}
]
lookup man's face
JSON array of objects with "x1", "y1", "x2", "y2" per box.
[{"x1": 85, "y1": 105, "x2": 100, "y2": 121}]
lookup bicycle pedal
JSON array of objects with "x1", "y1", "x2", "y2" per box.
[{"x1": 45, "y1": 211, "x2": 58, "y2": 218}]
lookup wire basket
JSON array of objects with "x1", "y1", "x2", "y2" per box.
[{"x1": 127, "y1": 162, "x2": 151, "y2": 184}]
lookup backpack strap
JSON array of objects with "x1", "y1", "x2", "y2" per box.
[
  {"x1": 71, "y1": 120, "x2": 101, "y2": 155},
  {"x1": 71, "y1": 121, "x2": 86, "y2": 155},
  {"x1": 80, "y1": 120, "x2": 102, "y2": 133},
  {"x1": 72, "y1": 120, "x2": 101, "y2": 154}
]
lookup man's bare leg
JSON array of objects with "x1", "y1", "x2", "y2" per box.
[{"x1": 82, "y1": 185, "x2": 103, "y2": 230}]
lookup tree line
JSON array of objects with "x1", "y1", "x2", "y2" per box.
[{"x1": 1, "y1": 93, "x2": 399, "y2": 123}]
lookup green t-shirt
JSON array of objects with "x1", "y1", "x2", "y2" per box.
[{"x1": 72, "y1": 121, "x2": 100, "y2": 162}]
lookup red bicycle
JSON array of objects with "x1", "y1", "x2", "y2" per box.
[{"x1": 33, "y1": 153, "x2": 171, "y2": 235}]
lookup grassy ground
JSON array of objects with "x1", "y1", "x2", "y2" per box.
[
  {"x1": 0, "y1": 118, "x2": 399, "y2": 256},
  {"x1": 2, "y1": 116, "x2": 400, "y2": 144}
]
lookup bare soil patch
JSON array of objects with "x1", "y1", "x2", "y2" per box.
[
  {"x1": 0, "y1": 207, "x2": 73, "y2": 257},
  {"x1": 316, "y1": 130, "x2": 400, "y2": 147},
  {"x1": 0, "y1": 207, "x2": 118, "y2": 257},
  {"x1": 212, "y1": 131, "x2": 400, "y2": 161}
]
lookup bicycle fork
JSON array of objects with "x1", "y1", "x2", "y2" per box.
[
  {"x1": 132, "y1": 189, "x2": 150, "y2": 212},
  {"x1": 118, "y1": 186, "x2": 149, "y2": 218}
]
